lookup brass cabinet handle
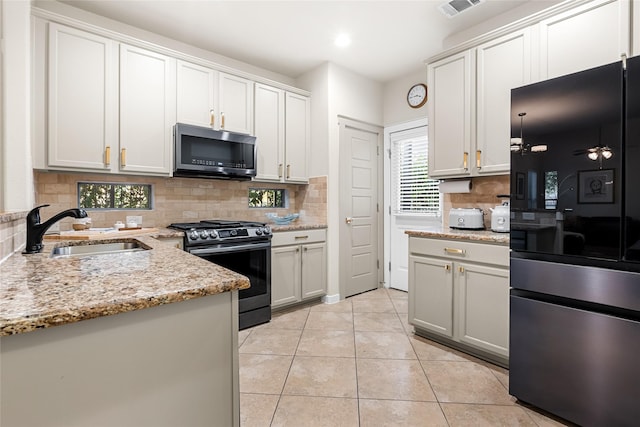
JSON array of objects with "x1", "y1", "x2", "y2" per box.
[
  {"x1": 463, "y1": 152, "x2": 469, "y2": 170},
  {"x1": 476, "y1": 150, "x2": 482, "y2": 168},
  {"x1": 444, "y1": 264, "x2": 451, "y2": 271},
  {"x1": 459, "y1": 266, "x2": 465, "y2": 273},
  {"x1": 278, "y1": 163, "x2": 283, "y2": 178},
  {"x1": 105, "y1": 146, "x2": 111, "y2": 167},
  {"x1": 209, "y1": 109, "x2": 215, "y2": 127},
  {"x1": 286, "y1": 164, "x2": 291, "y2": 179},
  {"x1": 120, "y1": 148, "x2": 126, "y2": 168},
  {"x1": 444, "y1": 247, "x2": 466, "y2": 255},
  {"x1": 294, "y1": 235, "x2": 309, "y2": 240},
  {"x1": 221, "y1": 112, "x2": 225, "y2": 129},
  {"x1": 296, "y1": 247, "x2": 300, "y2": 253},
  {"x1": 345, "y1": 217, "x2": 353, "y2": 224},
  {"x1": 304, "y1": 247, "x2": 308, "y2": 252}
]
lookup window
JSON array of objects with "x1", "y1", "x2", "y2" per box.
[
  {"x1": 545, "y1": 171, "x2": 558, "y2": 209},
  {"x1": 391, "y1": 129, "x2": 440, "y2": 214},
  {"x1": 248, "y1": 188, "x2": 287, "y2": 208},
  {"x1": 78, "y1": 182, "x2": 152, "y2": 209}
]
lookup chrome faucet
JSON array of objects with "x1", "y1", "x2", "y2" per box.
[{"x1": 23, "y1": 204, "x2": 88, "y2": 254}]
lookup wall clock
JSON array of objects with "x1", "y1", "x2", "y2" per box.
[{"x1": 407, "y1": 83, "x2": 427, "y2": 108}]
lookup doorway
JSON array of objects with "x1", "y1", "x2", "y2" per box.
[
  {"x1": 384, "y1": 119, "x2": 440, "y2": 291},
  {"x1": 339, "y1": 117, "x2": 383, "y2": 298}
]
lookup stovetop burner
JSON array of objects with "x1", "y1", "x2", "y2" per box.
[
  {"x1": 168, "y1": 220, "x2": 271, "y2": 246},
  {"x1": 168, "y1": 220, "x2": 266, "y2": 230}
]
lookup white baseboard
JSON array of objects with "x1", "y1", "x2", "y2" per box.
[{"x1": 321, "y1": 294, "x2": 341, "y2": 304}]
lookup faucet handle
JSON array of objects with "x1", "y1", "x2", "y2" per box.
[{"x1": 26, "y1": 204, "x2": 51, "y2": 225}]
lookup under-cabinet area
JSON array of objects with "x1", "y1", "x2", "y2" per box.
[
  {"x1": 408, "y1": 235, "x2": 509, "y2": 367},
  {"x1": 271, "y1": 228, "x2": 327, "y2": 309}
]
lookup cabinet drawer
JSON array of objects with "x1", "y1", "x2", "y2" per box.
[
  {"x1": 272, "y1": 228, "x2": 326, "y2": 247},
  {"x1": 409, "y1": 237, "x2": 508, "y2": 267}
]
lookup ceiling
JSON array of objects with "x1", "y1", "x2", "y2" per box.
[{"x1": 58, "y1": 0, "x2": 563, "y2": 83}]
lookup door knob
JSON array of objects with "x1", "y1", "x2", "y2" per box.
[{"x1": 345, "y1": 217, "x2": 353, "y2": 224}]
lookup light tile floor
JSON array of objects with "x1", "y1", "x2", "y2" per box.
[{"x1": 239, "y1": 288, "x2": 570, "y2": 426}]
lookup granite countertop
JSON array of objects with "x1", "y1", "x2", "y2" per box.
[
  {"x1": 0, "y1": 232, "x2": 249, "y2": 336},
  {"x1": 405, "y1": 225, "x2": 509, "y2": 245},
  {"x1": 270, "y1": 222, "x2": 327, "y2": 232}
]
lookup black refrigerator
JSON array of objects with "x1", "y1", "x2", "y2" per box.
[{"x1": 509, "y1": 56, "x2": 640, "y2": 427}]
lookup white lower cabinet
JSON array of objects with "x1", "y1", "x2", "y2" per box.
[
  {"x1": 408, "y1": 236, "x2": 509, "y2": 364},
  {"x1": 271, "y1": 229, "x2": 327, "y2": 309}
]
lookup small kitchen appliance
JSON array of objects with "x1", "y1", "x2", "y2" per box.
[
  {"x1": 168, "y1": 220, "x2": 272, "y2": 329},
  {"x1": 490, "y1": 197, "x2": 510, "y2": 233},
  {"x1": 448, "y1": 208, "x2": 484, "y2": 230}
]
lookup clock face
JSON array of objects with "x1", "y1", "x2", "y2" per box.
[{"x1": 407, "y1": 84, "x2": 427, "y2": 108}]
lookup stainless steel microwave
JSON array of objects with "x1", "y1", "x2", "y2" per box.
[{"x1": 173, "y1": 123, "x2": 257, "y2": 180}]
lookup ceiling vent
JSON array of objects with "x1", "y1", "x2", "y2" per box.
[{"x1": 438, "y1": 0, "x2": 485, "y2": 18}]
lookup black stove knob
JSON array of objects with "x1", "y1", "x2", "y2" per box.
[
  {"x1": 255, "y1": 229, "x2": 263, "y2": 235},
  {"x1": 262, "y1": 226, "x2": 271, "y2": 235},
  {"x1": 209, "y1": 229, "x2": 218, "y2": 239},
  {"x1": 230, "y1": 229, "x2": 238, "y2": 237},
  {"x1": 199, "y1": 230, "x2": 209, "y2": 239},
  {"x1": 189, "y1": 230, "x2": 199, "y2": 240}
]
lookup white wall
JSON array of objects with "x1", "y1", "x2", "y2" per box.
[
  {"x1": 1, "y1": 0, "x2": 33, "y2": 211},
  {"x1": 296, "y1": 64, "x2": 330, "y2": 178},
  {"x1": 382, "y1": 67, "x2": 428, "y2": 127},
  {"x1": 301, "y1": 63, "x2": 384, "y2": 300}
]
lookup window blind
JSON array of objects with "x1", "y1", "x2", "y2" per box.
[{"x1": 391, "y1": 134, "x2": 440, "y2": 214}]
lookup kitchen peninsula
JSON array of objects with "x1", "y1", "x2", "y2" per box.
[{"x1": 0, "y1": 228, "x2": 247, "y2": 426}]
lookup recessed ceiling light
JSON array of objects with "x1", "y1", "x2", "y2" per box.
[{"x1": 334, "y1": 33, "x2": 351, "y2": 48}]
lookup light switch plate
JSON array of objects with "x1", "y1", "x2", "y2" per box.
[{"x1": 126, "y1": 215, "x2": 143, "y2": 226}]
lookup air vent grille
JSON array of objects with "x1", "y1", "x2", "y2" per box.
[{"x1": 438, "y1": 0, "x2": 484, "y2": 18}]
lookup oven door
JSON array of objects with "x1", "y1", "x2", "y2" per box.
[{"x1": 189, "y1": 241, "x2": 271, "y2": 312}]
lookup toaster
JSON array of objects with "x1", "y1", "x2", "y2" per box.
[{"x1": 449, "y1": 208, "x2": 485, "y2": 230}]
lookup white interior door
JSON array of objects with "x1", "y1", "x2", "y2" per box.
[
  {"x1": 340, "y1": 119, "x2": 382, "y2": 298},
  {"x1": 388, "y1": 125, "x2": 440, "y2": 292}
]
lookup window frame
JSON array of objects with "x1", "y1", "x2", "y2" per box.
[{"x1": 77, "y1": 181, "x2": 153, "y2": 210}]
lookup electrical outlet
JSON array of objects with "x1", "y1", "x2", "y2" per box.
[{"x1": 126, "y1": 215, "x2": 143, "y2": 226}]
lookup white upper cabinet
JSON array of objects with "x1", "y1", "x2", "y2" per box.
[
  {"x1": 539, "y1": 0, "x2": 630, "y2": 80},
  {"x1": 475, "y1": 28, "x2": 532, "y2": 175},
  {"x1": 176, "y1": 60, "x2": 218, "y2": 128},
  {"x1": 254, "y1": 83, "x2": 285, "y2": 181},
  {"x1": 427, "y1": 50, "x2": 473, "y2": 178},
  {"x1": 254, "y1": 85, "x2": 310, "y2": 183},
  {"x1": 426, "y1": 0, "x2": 631, "y2": 179},
  {"x1": 284, "y1": 92, "x2": 310, "y2": 183},
  {"x1": 47, "y1": 23, "x2": 117, "y2": 171},
  {"x1": 119, "y1": 44, "x2": 176, "y2": 175},
  {"x1": 218, "y1": 72, "x2": 254, "y2": 135}
]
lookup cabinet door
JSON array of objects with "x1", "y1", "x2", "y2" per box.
[
  {"x1": 271, "y1": 245, "x2": 301, "y2": 308},
  {"x1": 254, "y1": 83, "x2": 284, "y2": 181},
  {"x1": 47, "y1": 23, "x2": 116, "y2": 171},
  {"x1": 456, "y1": 262, "x2": 509, "y2": 357},
  {"x1": 408, "y1": 255, "x2": 454, "y2": 338},
  {"x1": 539, "y1": 0, "x2": 630, "y2": 79},
  {"x1": 218, "y1": 72, "x2": 253, "y2": 135},
  {"x1": 427, "y1": 50, "x2": 473, "y2": 178},
  {"x1": 176, "y1": 60, "x2": 218, "y2": 128},
  {"x1": 284, "y1": 92, "x2": 310, "y2": 183},
  {"x1": 301, "y1": 242, "x2": 327, "y2": 300},
  {"x1": 119, "y1": 44, "x2": 176, "y2": 175},
  {"x1": 476, "y1": 28, "x2": 531, "y2": 175}
]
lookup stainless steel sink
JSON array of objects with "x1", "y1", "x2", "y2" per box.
[{"x1": 51, "y1": 241, "x2": 148, "y2": 258}]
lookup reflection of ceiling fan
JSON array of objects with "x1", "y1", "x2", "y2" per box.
[
  {"x1": 572, "y1": 145, "x2": 613, "y2": 160},
  {"x1": 573, "y1": 145, "x2": 613, "y2": 169}
]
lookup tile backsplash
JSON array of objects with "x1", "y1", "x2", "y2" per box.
[
  {"x1": 34, "y1": 171, "x2": 327, "y2": 231},
  {"x1": 443, "y1": 175, "x2": 510, "y2": 229}
]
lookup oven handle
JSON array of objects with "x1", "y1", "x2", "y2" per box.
[{"x1": 188, "y1": 242, "x2": 271, "y2": 256}]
